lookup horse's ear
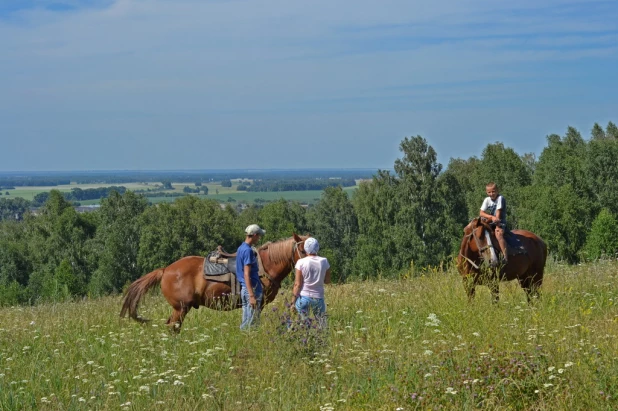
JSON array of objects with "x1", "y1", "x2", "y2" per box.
[{"x1": 293, "y1": 232, "x2": 302, "y2": 242}]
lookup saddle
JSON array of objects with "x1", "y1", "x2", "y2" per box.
[
  {"x1": 203, "y1": 251, "x2": 241, "y2": 299},
  {"x1": 497, "y1": 229, "x2": 527, "y2": 256}
]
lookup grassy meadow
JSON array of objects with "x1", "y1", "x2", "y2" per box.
[{"x1": 1, "y1": 260, "x2": 618, "y2": 410}]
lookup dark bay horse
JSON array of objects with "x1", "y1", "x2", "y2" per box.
[
  {"x1": 121, "y1": 233, "x2": 308, "y2": 332},
  {"x1": 457, "y1": 218, "x2": 547, "y2": 302}
]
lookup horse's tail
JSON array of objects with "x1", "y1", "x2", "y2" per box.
[{"x1": 120, "y1": 268, "x2": 164, "y2": 323}]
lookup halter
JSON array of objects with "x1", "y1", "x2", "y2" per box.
[
  {"x1": 459, "y1": 223, "x2": 498, "y2": 269},
  {"x1": 291, "y1": 240, "x2": 307, "y2": 271}
]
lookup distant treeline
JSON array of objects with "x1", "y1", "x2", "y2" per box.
[
  {"x1": 0, "y1": 178, "x2": 71, "y2": 187},
  {"x1": 1, "y1": 122, "x2": 617, "y2": 306},
  {"x1": 0, "y1": 169, "x2": 376, "y2": 187},
  {"x1": 242, "y1": 178, "x2": 356, "y2": 192},
  {"x1": 31, "y1": 186, "x2": 127, "y2": 206}
]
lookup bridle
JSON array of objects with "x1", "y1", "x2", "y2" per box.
[
  {"x1": 291, "y1": 240, "x2": 307, "y2": 271},
  {"x1": 459, "y1": 223, "x2": 498, "y2": 270}
]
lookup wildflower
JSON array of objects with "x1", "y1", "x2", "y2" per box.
[
  {"x1": 472, "y1": 332, "x2": 480, "y2": 337},
  {"x1": 78, "y1": 398, "x2": 85, "y2": 402},
  {"x1": 139, "y1": 385, "x2": 149, "y2": 392},
  {"x1": 544, "y1": 383, "x2": 553, "y2": 388},
  {"x1": 445, "y1": 387, "x2": 457, "y2": 395},
  {"x1": 173, "y1": 380, "x2": 184, "y2": 386},
  {"x1": 424, "y1": 373, "x2": 432, "y2": 378},
  {"x1": 565, "y1": 362, "x2": 574, "y2": 367},
  {"x1": 547, "y1": 366, "x2": 555, "y2": 372},
  {"x1": 423, "y1": 350, "x2": 433, "y2": 356},
  {"x1": 425, "y1": 313, "x2": 440, "y2": 327}
]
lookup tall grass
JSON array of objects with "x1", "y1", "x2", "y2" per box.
[{"x1": 1, "y1": 260, "x2": 617, "y2": 410}]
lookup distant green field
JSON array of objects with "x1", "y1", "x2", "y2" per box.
[
  {"x1": 3, "y1": 183, "x2": 152, "y2": 201},
  {"x1": 6, "y1": 181, "x2": 358, "y2": 205}
]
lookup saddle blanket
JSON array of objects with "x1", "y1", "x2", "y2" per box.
[{"x1": 505, "y1": 233, "x2": 527, "y2": 256}]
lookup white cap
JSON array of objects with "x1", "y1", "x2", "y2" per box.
[
  {"x1": 304, "y1": 237, "x2": 319, "y2": 254},
  {"x1": 245, "y1": 224, "x2": 266, "y2": 236}
]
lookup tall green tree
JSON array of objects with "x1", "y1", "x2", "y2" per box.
[
  {"x1": 586, "y1": 137, "x2": 618, "y2": 215},
  {"x1": 258, "y1": 199, "x2": 308, "y2": 242},
  {"x1": 0, "y1": 197, "x2": 31, "y2": 221},
  {"x1": 25, "y1": 190, "x2": 97, "y2": 301},
  {"x1": 88, "y1": 191, "x2": 148, "y2": 295},
  {"x1": 353, "y1": 171, "x2": 399, "y2": 277},
  {"x1": 581, "y1": 209, "x2": 618, "y2": 260},
  {"x1": 517, "y1": 184, "x2": 588, "y2": 263},
  {"x1": 354, "y1": 136, "x2": 463, "y2": 276},
  {"x1": 138, "y1": 197, "x2": 236, "y2": 272},
  {"x1": 606, "y1": 121, "x2": 618, "y2": 140},
  {"x1": 591, "y1": 123, "x2": 606, "y2": 140},
  {"x1": 307, "y1": 186, "x2": 358, "y2": 282}
]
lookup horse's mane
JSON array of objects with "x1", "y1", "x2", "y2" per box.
[{"x1": 258, "y1": 237, "x2": 295, "y2": 266}]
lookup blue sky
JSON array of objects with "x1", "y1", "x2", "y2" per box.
[{"x1": 1, "y1": 0, "x2": 617, "y2": 171}]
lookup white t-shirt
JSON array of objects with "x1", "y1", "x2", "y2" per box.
[
  {"x1": 294, "y1": 256, "x2": 330, "y2": 299},
  {"x1": 480, "y1": 195, "x2": 506, "y2": 222}
]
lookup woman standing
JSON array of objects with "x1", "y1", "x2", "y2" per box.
[{"x1": 292, "y1": 237, "x2": 331, "y2": 327}]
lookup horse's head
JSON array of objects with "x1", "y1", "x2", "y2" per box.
[
  {"x1": 292, "y1": 233, "x2": 310, "y2": 266},
  {"x1": 459, "y1": 218, "x2": 499, "y2": 271}
]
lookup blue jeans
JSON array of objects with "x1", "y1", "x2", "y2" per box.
[
  {"x1": 295, "y1": 296, "x2": 327, "y2": 327},
  {"x1": 240, "y1": 286, "x2": 263, "y2": 330}
]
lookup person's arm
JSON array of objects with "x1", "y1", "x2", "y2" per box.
[
  {"x1": 324, "y1": 268, "x2": 331, "y2": 285},
  {"x1": 217, "y1": 245, "x2": 236, "y2": 258},
  {"x1": 480, "y1": 209, "x2": 498, "y2": 222},
  {"x1": 480, "y1": 198, "x2": 500, "y2": 223},
  {"x1": 292, "y1": 268, "x2": 303, "y2": 305}
]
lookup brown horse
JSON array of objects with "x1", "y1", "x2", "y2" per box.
[
  {"x1": 120, "y1": 233, "x2": 308, "y2": 332},
  {"x1": 457, "y1": 218, "x2": 547, "y2": 303}
]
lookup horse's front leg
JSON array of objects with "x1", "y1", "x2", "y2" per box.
[
  {"x1": 463, "y1": 276, "x2": 476, "y2": 302},
  {"x1": 489, "y1": 280, "x2": 500, "y2": 304}
]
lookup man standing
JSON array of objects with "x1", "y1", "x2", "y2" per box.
[{"x1": 236, "y1": 224, "x2": 266, "y2": 330}]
